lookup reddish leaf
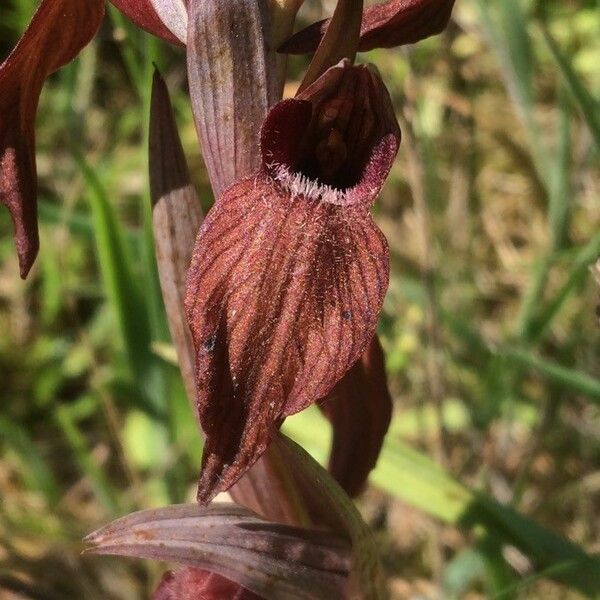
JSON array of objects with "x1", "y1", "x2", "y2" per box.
[
  {"x1": 153, "y1": 568, "x2": 262, "y2": 600},
  {"x1": 0, "y1": 0, "x2": 104, "y2": 277},
  {"x1": 319, "y1": 336, "x2": 392, "y2": 497},
  {"x1": 273, "y1": 434, "x2": 387, "y2": 597},
  {"x1": 109, "y1": 0, "x2": 186, "y2": 45},
  {"x1": 185, "y1": 61, "x2": 400, "y2": 503},
  {"x1": 149, "y1": 69, "x2": 202, "y2": 404},
  {"x1": 85, "y1": 503, "x2": 351, "y2": 599},
  {"x1": 280, "y1": 0, "x2": 455, "y2": 54}
]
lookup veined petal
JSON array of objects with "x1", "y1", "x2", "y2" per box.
[
  {"x1": 86, "y1": 503, "x2": 351, "y2": 599},
  {"x1": 280, "y1": 0, "x2": 455, "y2": 54},
  {"x1": 153, "y1": 568, "x2": 261, "y2": 600},
  {"x1": 319, "y1": 336, "x2": 393, "y2": 497},
  {"x1": 186, "y1": 175, "x2": 389, "y2": 503},
  {"x1": 149, "y1": 70, "x2": 326, "y2": 532},
  {"x1": 0, "y1": 0, "x2": 105, "y2": 277},
  {"x1": 109, "y1": 0, "x2": 187, "y2": 45}
]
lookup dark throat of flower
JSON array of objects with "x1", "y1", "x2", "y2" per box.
[
  {"x1": 296, "y1": 71, "x2": 374, "y2": 194},
  {"x1": 263, "y1": 61, "x2": 399, "y2": 206}
]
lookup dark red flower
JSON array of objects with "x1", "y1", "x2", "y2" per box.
[
  {"x1": 185, "y1": 59, "x2": 400, "y2": 504},
  {"x1": 153, "y1": 568, "x2": 262, "y2": 600},
  {"x1": 0, "y1": 0, "x2": 186, "y2": 278},
  {"x1": 280, "y1": 0, "x2": 455, "y2": 54},
  {"x1": 319, "y1": 335, "x2": 392, "y2": 497}
]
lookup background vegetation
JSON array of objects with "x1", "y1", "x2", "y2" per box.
[{"x1": 1, "y1": 0, "x2": 599, "y2": 598}]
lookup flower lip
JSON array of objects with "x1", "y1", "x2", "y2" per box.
[{"x1": 260, "y1": 60, "x2": 400, "y2": 207}]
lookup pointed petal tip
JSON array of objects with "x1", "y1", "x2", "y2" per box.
[
  {"x1": 18, "y1": 245, "x2": 38, "y2": 279},
  {"x1": 1, "y1": 0, "x2": 104, "y2": 277},
  {"x1": 149, "y1": 65, "x2": 195, "y2": 208},
  {"x1": 280, "y1": 0, "x2": 456, "y2": 54},
  {"x1": 83, "y1": 527, "x2": 105, "y2": 544},
  {"x1": 195, "y1": 435, "x2": 272, "y2": 505}
]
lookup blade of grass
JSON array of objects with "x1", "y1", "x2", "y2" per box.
[
  {"x1": 541, "y1": 23, "x2": 600, "y2": 150},
  {"x1": 516, "y1": 89, "x2": 572, "y2": 340},
  {"x1": 548, "y1": 85, "x2": 572, "y2": 251},
  {"x1": 515, "y1": 255, "x2": 552, "y2": 342},
  {"x1": 529, "y1": 228, "x2": 600, "y2": 342},
  {"x1": 38, "y1": 199, "x2": 139, "y2": 244},
  {"x1": 106, "y1": 5, "x2": 146, "y2": 95},
  {"x1": 493, "y1": 558, "x2": 595, "y2": 599},
  {"x1": 0, "y1": 417, "x2": 61, "y2": 505},
  {"x1": 504, "y1": 348, "x2": 600, "y2": 401},
  {"x1": 55, "y1": 402, "x2": 121, "y2": 515},
  {"x1": 476, "y1": 0, "x2": 548, "y2": 178},
  {"x1": 76, "y1": 153, "x2": 166, "y2": 420}
]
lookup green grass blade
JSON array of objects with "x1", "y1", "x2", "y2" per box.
[
  {"x1": 548, "y1": 86, "x2": 572, "y2": 251},
  {"x1": 504, "y1": 348, "x2": 600, "y2": 401},
  {"x1": 541, "y1": 24, "x2": 600, "y2": 150},
  {"x1": 530, "y1": 229, "x2": 600, "y2": 342},
  {"x1": 476, "y1": 0, "x2": 548, "y2": 177},
  {"x1": 76, "y1": 154, "x2": 166, "y2": 419},
  {"x1": 0, "y1": 417, "x2": 61, "y2": 505},
  {"x1": 55, "y1": 403, "x2": 121, "y2": 515}
]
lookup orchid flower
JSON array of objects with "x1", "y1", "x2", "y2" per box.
[
  {"x1": 185, "y1": 57, "x2": 400, "y2": 503},
  {"x1": 3, "y1": 0, "x2": 456, "y2": 597},
  {"x1": 183, "y1": 0, "x2": 455, "y2": 502}
]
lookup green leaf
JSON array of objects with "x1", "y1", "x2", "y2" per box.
[
  {"x1": 77, "y1": 154, "x2": 166, "y2": 420},
  {"x1": 0, "y1": 417, "x2": 61, "y2": 505},
  {"x1": 504, "y1": 348, "x2": 600, "y2": 401},
  {"x1": 284, "y1": 408, "x2": 600, "y2": 595},
  {"x1": 541, "y1": 24, "x2": 600, "y2": 150}
]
